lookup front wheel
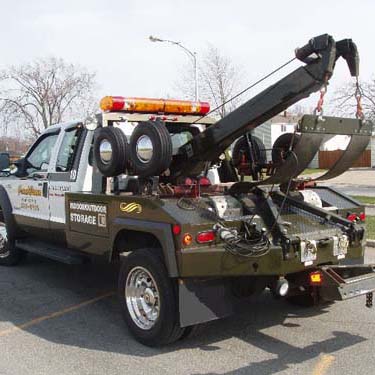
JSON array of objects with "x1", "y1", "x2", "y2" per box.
[
  {"x1": 0, "y1": 223, "x2": 24, "y2": 266},
  {"x1": 118, "y1": 249, "x2": 184, "y2": 347}
]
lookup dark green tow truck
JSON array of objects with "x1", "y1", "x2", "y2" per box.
[{"x1": 0, "y1": 34, "x2": 374, "y2": 347}]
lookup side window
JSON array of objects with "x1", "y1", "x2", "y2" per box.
[
  {"x1": 56, "y1": 127, "x2": 82, "y2": 172},
  {"x1": 27, "y1": 133, "x2": 59, "y2": 172}
]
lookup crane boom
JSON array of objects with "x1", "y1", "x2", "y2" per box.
[{"x1": 171, "y1": 34, "x2": 359, "y2": 177}]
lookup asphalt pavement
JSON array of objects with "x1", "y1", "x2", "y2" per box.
[
  {"x1": 0, "y1": 250, "x2": 375, "y2": 375},
  {"x1": 309, "y1": 168, "x2": 375, "y2": 197}
]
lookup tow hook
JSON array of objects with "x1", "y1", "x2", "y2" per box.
[{"x1": 366, "y1": 292, "x2": 373, "y2": 308}]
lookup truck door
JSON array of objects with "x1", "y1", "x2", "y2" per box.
[
  {"x1": 48, "y1": 124, "x2": 93, "y2": 238},
  {"x1": 10, "y1": 129, "x2": 60, "y2": 233}
]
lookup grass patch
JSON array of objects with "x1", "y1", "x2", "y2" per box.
[
  {"x1": 366, "y1": 216, "x2": 375, "y2": 239},
  {"x1": 350, "y1": 195, "x2": 375, "y2": 205}
]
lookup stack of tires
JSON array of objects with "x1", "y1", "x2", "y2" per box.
[{"x1": 93, "y1": 119, "x2": 173, "y2": 177}]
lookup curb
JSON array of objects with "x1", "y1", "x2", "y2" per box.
[{"x1": 366, "y1": 240, "x2": 375, "y2": 248}]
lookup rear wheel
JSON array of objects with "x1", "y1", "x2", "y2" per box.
[
  {"x1": 285, "y1": 288, "x2": 332, "y2": 307},
  {"x1": 0, "y1": 222, "x2": 24, "y2": 266},
  {"x1": 118, "y1": 249, "x2": 184, "y2": 346}
]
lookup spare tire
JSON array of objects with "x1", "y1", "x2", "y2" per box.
[
  {"x1": 272, "y1": 133, "x2": 300, "y2": 164},
  {"x1": 129, "y1": 120, "x2": 172, "y2": 177},
  {"x1": 232, "y1": 135, "x2": 266, "y2": 167},
  {"x1": 93, "y1": 127, "x2": 128, "y2": 177}
]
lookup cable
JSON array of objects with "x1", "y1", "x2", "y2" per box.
[
  {"x1": 216, "y1": 222, "x2": 271, "y2": 258},
  {"x1": 192, "y1": 57, "x2": 297, "y2": 124},
  {"x1": 270, "y1": 150, "x2": 299, "y2": 232}
]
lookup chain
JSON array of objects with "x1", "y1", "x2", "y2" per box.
[
  {"x1": 314, "y1": 75, "x2": 329, "y2": 115},
  {"x1": 355, "y1": 77, "x2": 364, "y2": 120}
]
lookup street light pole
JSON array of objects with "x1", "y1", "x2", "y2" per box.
[{"x1": 149, "y1": 35, "x2": 199, "y2": 101}]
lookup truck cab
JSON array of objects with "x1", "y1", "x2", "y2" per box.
[{"x1": 3, "y1": 122, "x2": 93, "y2": 242}]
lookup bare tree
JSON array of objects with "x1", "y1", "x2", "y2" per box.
[
  {"x1": 0, "y1": 57, "x2": 97, "y2": 138},
  {"x1": 331, "y1": 79, "x2": 375, "y2": 120},
  {"x1": 175, "y1": 44, "x2": 243, "y2": 118}
]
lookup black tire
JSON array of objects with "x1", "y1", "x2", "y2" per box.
[
  {"x1": 93, "y1": 127, "x2": 128, "y2": 177},
  {"x1": 285, "y1": 290, "x2": 332, "y2": 307},
  {"x1": 118, "y1": 248, "x2": 184, "y2": 347},
  {"x1": 232, "y1": 135, "x2": 266, "y2": 167},
  {"x1": 129, "y1": 120, "x2": 172, "y2": 177},
  {"x1": 272, "y1": 133, "x2": 300, "y2": 164},
  {"x1": 179, "y1": 324, "x2": 202, "y2": 340},
  {"x1": 0, "y1": 222, "x2": 24, "y2": 266}
]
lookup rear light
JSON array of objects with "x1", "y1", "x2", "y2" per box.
[
  {"x1": 309, "y1": 271, "x2": 323, "y2": 286},
  {"x1": 347, "y1": 213, "x2": 358, "y2": 222},
  {"x1": 359, "y1": 212, "x2": 366, "y2": 222},
  {"x1": 172, "y1": 224, "x2": 181, "y2": 235},
  {"x1": 199, "y1": 177, "x2": 211, "y2": 186},
  {"x1": 182, "y1": 233, "x2": 193, "y2": 246},
  {"x1": 100, "y1": 96, "x2": 210, "y2": 115},
  {"x1": 196, "y1": 231, "x2": 215, "y2": 244}
]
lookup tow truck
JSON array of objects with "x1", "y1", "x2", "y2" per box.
[{"x1": 0, "y1": 34, "x2": 374, "y2": 347}]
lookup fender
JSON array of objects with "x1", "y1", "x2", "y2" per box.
[
  {"x1": 0, "y1": 184, "x2": 18, "y2": 240},
  {"x1": 111, "y1": 217, "x2": 179, "y2": 277}
]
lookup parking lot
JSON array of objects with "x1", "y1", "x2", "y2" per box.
[{"x1": 0, "y1": 249, "x2": 373, "y2": 375}]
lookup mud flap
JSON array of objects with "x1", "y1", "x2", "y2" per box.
[
  {"x1": 178, "y1": 278, "x2": 250, "y2": 327},
  {"x1": 318, "y1": 265, "x2": 375, "y2": 304}
]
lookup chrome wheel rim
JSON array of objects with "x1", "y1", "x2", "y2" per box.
[
  {"x1": 125, "y1": 266, "x2": 160, "y2": 330},
  {"x1": 136, "y1": 135, "x2": 153, "y2": 163},
  {"x1": 0, "y1": 224, "x2": 9, "y2": 259}
]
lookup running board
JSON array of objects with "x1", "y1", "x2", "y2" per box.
[{"x1": 17, "y1": 239, "x2": 87, "y2": 264}]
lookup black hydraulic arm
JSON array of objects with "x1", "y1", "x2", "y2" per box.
[{"x1": 172, "y1": 34, "x2": 359, "y2": 177}]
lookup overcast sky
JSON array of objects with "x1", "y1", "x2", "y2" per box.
[{"x1": 2, "y1": 0, "x2": 375, "y2": 110}]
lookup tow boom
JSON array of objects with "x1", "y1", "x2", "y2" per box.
[{"x1": 171, "y1": 34, "x2": 359, "y2": 177}]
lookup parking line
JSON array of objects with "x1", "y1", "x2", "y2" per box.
[
  {"x1": 311, "y1": 354, "x2": 335, "y2": 375},
  {"x1": 0, "y1": 291, "x2": 115, "y2": 337}
]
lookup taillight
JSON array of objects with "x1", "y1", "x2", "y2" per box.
[
  {"x1": 196, "y1": 231, "x2": 215, "y2": 244},
  {"x1": 172, "y1": 224, "x2": 181, "y2": 235},
  {"x1": 347, "y1": 213, "x2": 358, "y2": 222},
  {"x1": 309, "y1": 271, "x2": 323, "y2": 286},
  {"x1": 359, "y1": 212, "x2": 366, "y2": 222}
]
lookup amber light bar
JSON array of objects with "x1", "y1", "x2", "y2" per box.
[{"x1": 100, "y1": 96, "x2": 210, "y2": 115}]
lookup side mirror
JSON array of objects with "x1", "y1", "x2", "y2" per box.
[
  {"x1": 13, "y1": 158, "x2": 29, "y2": 177},
  {"x1": 0, "y1": 153, "x2": 10, "y2": 171}
]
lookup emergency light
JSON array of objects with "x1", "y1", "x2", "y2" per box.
[{"x1": 100, "y1": 96, "x2": 210, "y2": 115}]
